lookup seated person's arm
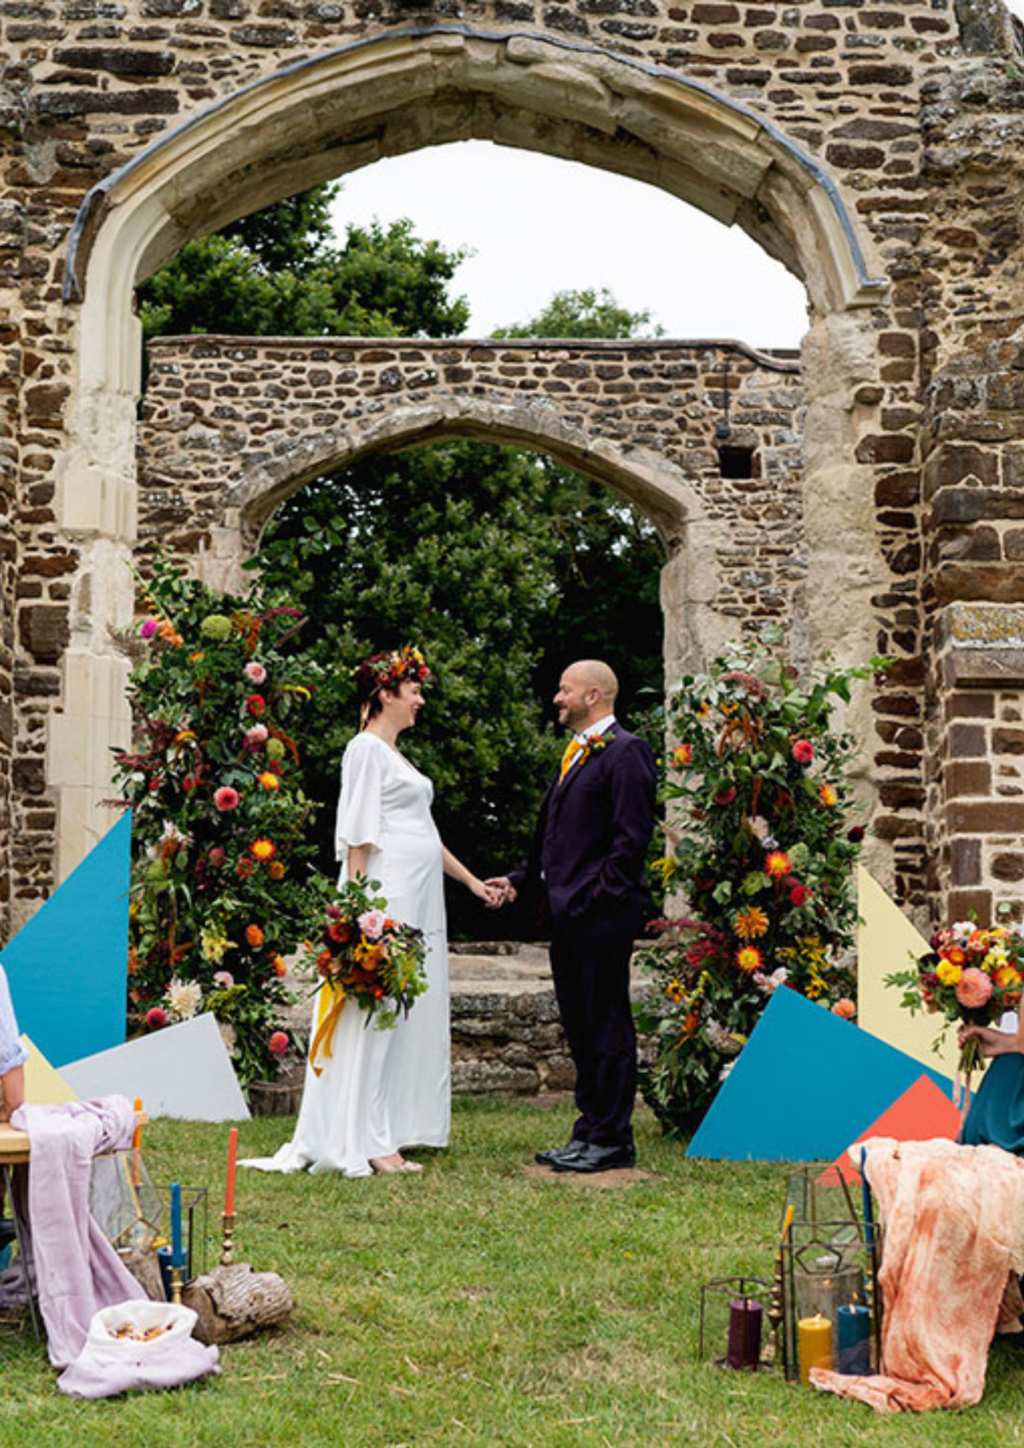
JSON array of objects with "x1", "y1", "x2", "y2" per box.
[{"x1": 0, "y1": 1065, "x2": 24, "y2": 1124}]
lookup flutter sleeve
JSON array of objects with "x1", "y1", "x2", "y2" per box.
[
  {"x1": 335, "y1": 734, "x2": 386, "y2": 859},
  {"x1": 0, "y1": 966, "x2": 29, "y2": 1077}
]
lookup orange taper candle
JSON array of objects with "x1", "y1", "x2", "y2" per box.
[{"x1": 224, "y1": 1126, "x2": 239, "y2": 1216}]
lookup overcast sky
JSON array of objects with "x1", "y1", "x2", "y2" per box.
[{"x1": 330, "y1": 3, "x2": 1024, "y2": 351}]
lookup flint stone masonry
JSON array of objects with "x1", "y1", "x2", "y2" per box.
[
  {"x1": 138, "y1": 335, "x2": 808, "y2": 654},
  {"x1": 0, "y1": 0, "x2": 1023, "y2": 943}
]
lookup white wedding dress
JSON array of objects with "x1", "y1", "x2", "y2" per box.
[{"x1": 241, "y1": 731, "x2": 450, "y2": 1177}]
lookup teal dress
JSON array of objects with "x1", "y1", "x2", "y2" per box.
[{"x1": 960, "y1": 1054, "x2": 1024, "y2": 1154}]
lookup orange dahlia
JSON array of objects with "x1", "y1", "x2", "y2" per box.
[
  {"x1": 818, "y1": 783, "x2": 838, "y2": 807},
  {"x1": 268, "y1": 860, "x2": 286, "y2": 880},
  {"x1": 764, "y1": 851, "x2": 792, "y2": 879},
  {"x1": 733, "y1": 906, "x2": 769, "y2": 940},
  {"x1": 259, "y1": 771, "x2": 280, "y2": 791},
  {"x1": 245, "y1": 924, "x2": 264, "y2": 948},
  {"x1": 736, "y1": 945, "x2": 764, "y2": 973},
  {"x1": 672, "y1": 744, "x2": 693, "y2": 769},
  {"x1": 250, "y1": 838, "x2": 276, "y2": 862}
]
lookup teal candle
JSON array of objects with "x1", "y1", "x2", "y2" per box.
[
  {"x1": 836, "y1": 1304, "x2": 871, "y2": 1375},
  {"x1": 170, "y1": 1181, "x2": 183, "y2": 1268}
]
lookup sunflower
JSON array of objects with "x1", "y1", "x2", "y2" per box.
[
  {"x1": 665, "y1": 978, "x2": 685, "y2": 1003},
  {"x1": 733, "y1": 906, "x2": 769, "y2": 940},
  {"x1": 736, "y1": 945, "x2": 764, "y2": 973}
]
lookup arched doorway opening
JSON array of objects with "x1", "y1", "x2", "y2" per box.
[{"x1": 54, "y1": 27, "x2": 889, "y2": 883}]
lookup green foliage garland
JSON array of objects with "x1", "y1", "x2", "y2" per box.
[
  {"x1": 115, "y1": 559, "x2": 332, "y2": 1086},
  {"x1": 634, "y1": 631, "x2": 886, "y2": 1138}
]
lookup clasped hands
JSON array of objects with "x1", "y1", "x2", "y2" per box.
[{"x1": 483, "y1": 876, "x2": 517, "y2": 910}]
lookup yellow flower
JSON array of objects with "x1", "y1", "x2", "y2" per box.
[
  {"x1": 697, "y1": 702, "x2": 711, "y2": 719},
  {"x1": 250, "y1": 838, "x2": 276, "y2": 862},
  {"x1": 818, "y1": 783, "x2": 839, "y2": 807},
  {"x1": 733, "y1": 906, "x2": 769, "y2": 941},
  {"x1": 936, "y1": 959, "x2": 963, "y2": 986},
  {"x1": 665, "y1": 978, "x2": 685, "y2": 1003},
  {"x1": 736, "y1": 945, "x2": 763, "y2": 973},
  {"x1": 654, "y1": 855, "x2": 678, "y2": 886},
  {"x1": 259, "y1": 771, "x2": 280, "y2": 791},
  {"x1": 201, "y1": 928, "x2": 234, "y2": 964},
  {"x1": 995, "y1": 965, "x2": 1022, "y2": 988}
]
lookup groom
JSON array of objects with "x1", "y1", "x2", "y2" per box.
[{"x1": 489, "y1": 660, "x2": 657, "y2": 1173}]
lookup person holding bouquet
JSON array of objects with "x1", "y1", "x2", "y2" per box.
[
  {"x1": 244, "y1": 646, "x2": 499, "y2": 1178},
  {"x1": 959, "y1": 1011, "x2": 1024, "y2": 1153}
]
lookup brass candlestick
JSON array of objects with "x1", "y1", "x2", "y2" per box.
[
  {"x1": 170, "y1": 1264, "x2": 184, "y2": 1304},
  {"x1": 220, "y1": 1211, "x2": 236, "y2": 1267}
]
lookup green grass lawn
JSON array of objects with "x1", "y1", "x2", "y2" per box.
[{"x1": 2, "y1": 1097, "x2": 1023, "y2": 1448}]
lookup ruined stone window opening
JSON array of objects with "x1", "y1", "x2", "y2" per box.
[{"x1": 716, "y1": 445, "x2": 757, "y2": 481}]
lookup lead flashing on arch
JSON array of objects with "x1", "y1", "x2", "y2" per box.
[{"x1": 63, "y1": 25, "x2": 889, "y2": 309}]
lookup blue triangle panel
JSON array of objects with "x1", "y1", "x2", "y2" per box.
[
  {"x1": 3, "y1": 813, "x2": 130, "y2": 1068},
  {"x1": 687, "y1": 985, "x2": 953, "y2": 1162}
]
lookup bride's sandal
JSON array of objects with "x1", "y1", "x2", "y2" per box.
[{"x1": 370, "y1": 1154, "x2": 423, "y2": 1175}]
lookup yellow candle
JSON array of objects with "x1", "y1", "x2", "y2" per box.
[{"x1": 798, "y1": 1313, "x2": 833, "y2": 1384}]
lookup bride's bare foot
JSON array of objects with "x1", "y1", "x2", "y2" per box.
[{"x1": 370, "y1": 1153, "x2": 423, "y2": 1174}]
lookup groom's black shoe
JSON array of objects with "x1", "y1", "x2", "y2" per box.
[
  {"x1": 535, "y1": 1140, "x2": 588, "y2": 1167},
  {"x1": 551, "y1": 1142, "x2": 635, "y2": 1174}
]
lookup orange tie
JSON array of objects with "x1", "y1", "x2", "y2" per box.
[{"x1": 558, "y1": 738, "x2": 583, "y2": 785}]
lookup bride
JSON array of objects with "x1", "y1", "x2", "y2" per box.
[{"x1": 243, "y1": 646, "x2": 498, "y2": 1177}]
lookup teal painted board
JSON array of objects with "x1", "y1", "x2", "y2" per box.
[
  {"x1": 2, "y1": 813, "x2": 130, "y2": 1068},
  {"x1": 687, "y1": 985, "x2": 954, "y2": 1161}
]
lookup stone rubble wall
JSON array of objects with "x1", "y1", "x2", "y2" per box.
[
  {"x1": 137, "y1": 334, "x2": 808, "y2": 652},
  {"x1": 0, "y1": 0, "x2": 1022, "y2": 936}
]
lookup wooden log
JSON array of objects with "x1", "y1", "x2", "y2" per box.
[
  {"x1": 119, "y1": 1247, "x2": 167, "y2": 1303},
  {"x1": 181, "y1": 1262, "x2": 293, "y2": 1344}
]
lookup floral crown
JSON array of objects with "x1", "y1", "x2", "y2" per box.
[{"x1": 357, "y1": 646, "x2": 430, "y2": 696}]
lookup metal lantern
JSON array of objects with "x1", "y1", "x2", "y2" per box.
[{"x1": 775, "y1": 1164, "x2": 882, "y2": 1382}]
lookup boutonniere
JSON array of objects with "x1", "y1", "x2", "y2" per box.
[{"x1": 579, "y1": 731, "x2": 615, "y2": 766}]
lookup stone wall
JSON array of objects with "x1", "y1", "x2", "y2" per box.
[
  {"x1": 0, "y1": 0, "x2": 1022, "y2": 936},
  {"x1": 137, "y1": 334, "x2": 808, "y2": 661}
]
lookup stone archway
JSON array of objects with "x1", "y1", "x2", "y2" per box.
[
  {"x1": 136, "y1": 334, "x2": 808, "y2": 688},
  {"x1": 52, "y1": 29, "x2": 891, "y2": 898},
  {"x1": 3, "y1": 3, "x2": 1022, "y2": 936}
]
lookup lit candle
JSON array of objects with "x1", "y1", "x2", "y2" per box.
[
  {"x1": 726, "y1": 1297, "x2": 763, "y2": 1370},
  {"x1": 798, "y1": 1313, "x2": 832, "y2": 1385},
  {"x1": 837, "y1": 1304, "x2": 871, "y2": 1375},
  {"x1": 170, "y1": 1181, "x2": 183, "y2": 1268},
  {"x1": 225, "y1": 1127, "x2": 239, "y2": 1216}
]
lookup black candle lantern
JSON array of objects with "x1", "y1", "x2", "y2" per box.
[{"x1": 699, "y1": 1276, "x2": 769, "y2": 1371}]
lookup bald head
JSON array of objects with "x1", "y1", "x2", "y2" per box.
[{"x1": 555, "y1": 659, "x2": 619, "y2": 732}]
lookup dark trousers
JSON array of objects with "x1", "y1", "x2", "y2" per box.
[{"x1": 549, "y1": 906, "x2": 638, "y2": 1149}]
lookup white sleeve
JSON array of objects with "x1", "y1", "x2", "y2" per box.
[{"x1": 335, "y1": 736, "x2": 385, "y2": 858}]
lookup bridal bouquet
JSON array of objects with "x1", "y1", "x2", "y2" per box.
[
  {"x1": 304, "y1": 878, "x2": 428, "y2": 1067},
  {"x1": 885, "y1": 920, "x2": 1024, "y2": 1102}
]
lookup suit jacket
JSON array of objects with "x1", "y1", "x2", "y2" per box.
[{"x1": 510, "y1": 725, "x2": 657, "y2": 929}]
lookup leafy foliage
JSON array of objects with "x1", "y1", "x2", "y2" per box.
[
  {"x1": 494, "y1": 286, "x2": 662, "y2": 339},
  {"x1": 634, "y1": 631, "x2": 885, "y2": 1137},
  {"x1": 115, "y1": 559, "x2": 333, "y2": 1085},
  {"x1": 138, "y1": 186, "x2": 470, "y2": 340}
]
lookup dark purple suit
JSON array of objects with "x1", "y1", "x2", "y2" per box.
[{"x1": 510, "y1": 724, "x2": 657, "y2": 1148}]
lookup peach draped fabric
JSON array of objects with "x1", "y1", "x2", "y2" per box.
[{"x1": 811, "y1": 1137, "x2": 1024, "y2": 1413}]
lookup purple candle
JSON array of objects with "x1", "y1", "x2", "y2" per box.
[{"x1": 726, "y1": 1297, "x2": 763, "y2": 1370}]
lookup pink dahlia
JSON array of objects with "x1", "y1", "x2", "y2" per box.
[
  {"x1": 214, "y1": 786, "x2": 241, "y2": 812},
  {"x1": 245, "y1": 661, "x2": 267, "y2": 684},
  {"x1": 139, "y1": 617, "x2": 159, "y2": 640},
  {"x1": 831, "y1": 998, "x2": 856, "y2": 1021},
  {"x1": 358, "y1": 908, "x2": 388, "y2": 939},
  {"x1": 244, "y1": 724, "x2": 269, "y2": 749},
  {"x1": 145, "y1": 1006, "x2": 168, "y2": 1029},
  {"x1": 213, "y1": 970, "x2": 234, "y2": 988},
  {"x1": 955, "y1": 967, "x2": 993, "y2": 1009},
  {"x1": 791, "y1": 739, "x2": 814, "y2": 765},
  {"x1": 268, "y1": 1031, "x2": 289, "y2": 1058}
]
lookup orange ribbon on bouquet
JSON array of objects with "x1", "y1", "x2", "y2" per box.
[{"x1": 309, "y1": 980, "x2": 347, "y2": 1076}]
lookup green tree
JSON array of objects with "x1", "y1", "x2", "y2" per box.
[
  {"x1": 138, "y1": 186, "x2": 470, "y2": 340},
  {"x1": 495, "y1": 286, "x2": 662, "y2": 339}
]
